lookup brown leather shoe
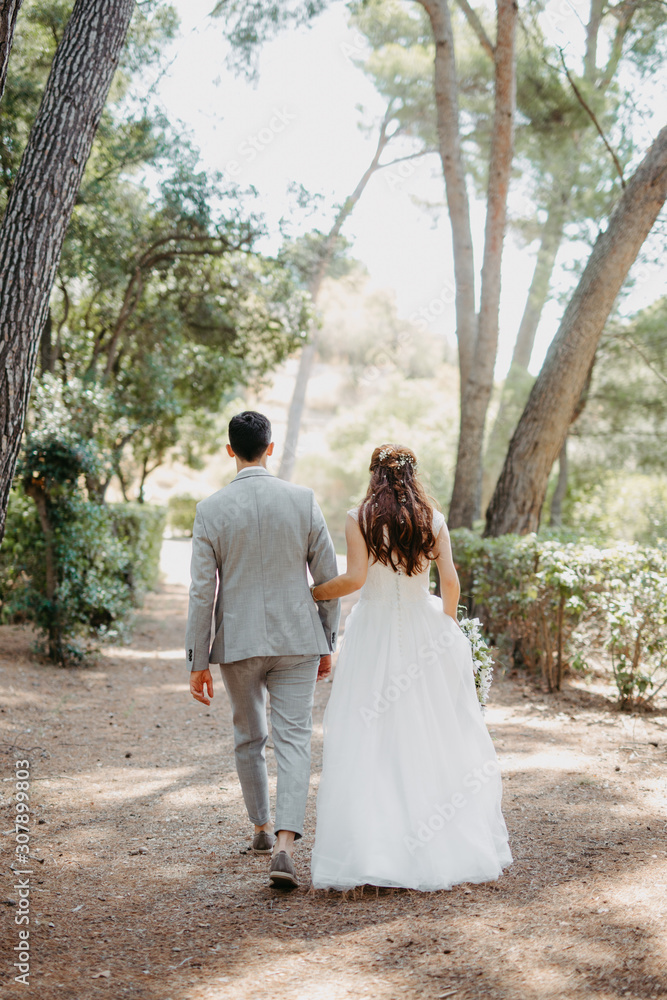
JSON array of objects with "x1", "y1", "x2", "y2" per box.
[
  {"x1": 252, "y1": 830, "x2": 275, "y2": 855},
  {"x1": 269, "y1": 851, "x2": 298, "y2": 890}
]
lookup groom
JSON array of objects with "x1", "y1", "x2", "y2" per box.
[{"x1": 185, "y1": 411, "x2": 340, "y2": 890}]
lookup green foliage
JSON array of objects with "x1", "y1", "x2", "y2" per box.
[
  {"x1": 0, "y1": 486, "x2": 135, "y2": 665},
  {"x1": 450, "y1": 529, "x2": 667, "y2": 709},
  {"x1": 166, "y1": 494, "x2": 199, "y2": 537},
  {"x1": 574, "y1": 298, "x2": 667, "y2": 476},
  {"x1": 561, "y1": 472, "x2": 667, "y2": 545},
  {"x1": 0, "y1": 490, "x2": 45, "y2": 618},
  {"x1": 349, "y1": 0, "x2": 438, "y2": 151},
  {"x1": 108, "y1": 504, "x2": 166, "y2": 600},
  {"x1": 598, "y1": 550, "x2": 667, "y2": 709},
  {"x1": 278, "y1": 230, "x2": 355, "y2": 292},
  {"x1": 1, "y1": 413, "x2": 166, "y2": 663},
  {"x1": 1, "y1": 0, "x2": 178, "y2": 212},
  {"x1": 3, "y1": 1, "x2": 310, "y2": 503},
  {"x1": 557, "y1": 297, "x2": 667, "y2": 543},
  {"x1": 47, "y1": 154, "x2": 309, "y2": 499},
  {"x1": 210, "y1": 0, "x2": 329, "y2": 79}
]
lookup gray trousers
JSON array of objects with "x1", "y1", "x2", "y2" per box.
[{"x1": 219, "y1": 654, "x2": 320, "y2": 839}]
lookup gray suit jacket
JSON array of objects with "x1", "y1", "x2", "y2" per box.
[{"x1": 185, "y1": 467, "x2": 340, "y2": 670}]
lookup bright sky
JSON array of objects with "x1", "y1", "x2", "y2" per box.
[{"x1": 153, "y1": 0, "x2": 666, "y2": 379}]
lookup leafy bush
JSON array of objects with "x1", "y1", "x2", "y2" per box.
[
  {"x1": 1, "y1": 429, "x2": 165, "y2": 663},
  {"x1": 1, "y1": 486, "x2": 135, "y2": 664},
  {"x1": 0, "y1": 489, "x2": 46, "y2": 622},
  {"x1": 596, "y1": 547, "x2": 667, "y2": 709},
  {"x1": 108, "y1": 503, "x2": 166, "y2": 600},
  {"x1": 450, "y1": 529, "x2": 667, "y2": 709},
  {"x1": 166, "y1": 494, "x2": 198, "y2": 537}
]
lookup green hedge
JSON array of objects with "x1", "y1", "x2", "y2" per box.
[
  {"x1": 0, "y1": 492, "x2": 165, "y2": 663},
  {"x1": 0, "y1": 489, "x2": 48, "y2": 623},
  {"x1": 108, "y1": 503, "x2": 166, "y2": 602},
  {"x1": 450, "y1": 529, "x2": 667, "y2": 710}
]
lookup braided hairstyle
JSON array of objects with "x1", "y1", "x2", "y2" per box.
[{"x1": 357, "y1": 444, "x2": 438, "y2": 577}]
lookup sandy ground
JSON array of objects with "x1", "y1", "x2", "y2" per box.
[{"x1": 1, "y1": 540, "x2": 667, "y2": 1000}]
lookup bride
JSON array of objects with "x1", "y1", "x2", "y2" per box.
[{"x1": 309, "y1": 444, "x2": 512, "y2": 891}]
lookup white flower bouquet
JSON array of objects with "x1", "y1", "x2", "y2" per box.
[{"x1": 458, "y1": 614, "x2": 494, "y2": 708}]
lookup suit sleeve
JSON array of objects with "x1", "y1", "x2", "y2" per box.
[
  {"x1": 185, "y1": 506, "x2": 218, "y2": 672},
  {"x1": 307, "y1": 492, "x2": 341, "y2": 652}
]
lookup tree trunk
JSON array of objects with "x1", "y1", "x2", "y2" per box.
[
  {"x1": 512, "y1": 181, "x2": 573, "y2": 369},
  {"x1": 548, "y1": 437, "x2": 568, "y2": 527},
  {"x1": 482, "y1": 0, "x2": 632, "y2": 511},
  {"x1": 278, "y1": 341, "x2": 317, "y2": 481},
  {"x1": 278, "y1": 112, "x2": 393, "y2": 481},
  {"x1": 0, "y1": 0, "x2": 22, "y2": 103},
  {"x1": 25, "y1": 480, "x2": 62, "y2": 662},
  {"x1": 480, "y1": 174, "x2": 575, "y2": 509},
  {"x1": 508, "y1": 0, "x2": 633, "y2": 371},
  {"x1": 480, "y1": 0, "x2": 626, "y2": 511},
  {"x1": 583, "y1": 0, "x2": 604, "y2": 81},
  {"x1": 419, "y1": 0, "x2": 477, "y2": 395},
  {"x1": 0, "y1": 0, "x2": 136, "y2": 543},
  {"x1": 447, "y1": 0, "x2": 517, "y2": 529},
  {"x1": 485, "y1": 126, "x2": 667, "y2": 537},
  {"x1": 39, "y1": 309, "x2": 56, "y2": 375}
]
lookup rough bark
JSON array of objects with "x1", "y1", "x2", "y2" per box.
[
  {"x1": 278, "y1": 111, "x2": 394, "y2": 482},
  {"x1": 0, "y1": 0, "x2": 22, "y2": 103},
  {"x1": 485, "y1": 126, "x2": 667, "y2": 537},
  {"x1": 0, "y1": 0, "x2": 136, "y2": 542},
  {"x1": 446, "y1": 0, "x2": 517, "y2": 528}
]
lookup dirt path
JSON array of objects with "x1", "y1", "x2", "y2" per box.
[{"x1": 1, "y1": 551, "x2": 667, "y2": 1000}]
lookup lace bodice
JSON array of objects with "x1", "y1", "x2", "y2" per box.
[{"x1": 349, "y1": 507, "x2": 445, "y2": 606}]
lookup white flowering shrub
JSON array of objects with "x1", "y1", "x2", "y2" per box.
[{"x1": 450, "y1": 529, "x2": 667, "y2": 710}]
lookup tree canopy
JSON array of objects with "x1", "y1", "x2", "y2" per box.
[{"x1": 1, "y1": 0, "x2": 311, "y2": 506}]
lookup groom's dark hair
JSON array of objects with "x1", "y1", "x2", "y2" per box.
[{"x1": 228, "y1": 411, "x2": 272, "y2": 462}]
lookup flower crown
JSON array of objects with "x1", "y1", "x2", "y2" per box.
[{"x1": 377, "y1": 447, "x2": 416, "y2": 469}]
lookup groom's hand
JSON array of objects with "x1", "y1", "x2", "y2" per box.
[
  {"x1": 317, "y1": 655, "x2": 332, "y2": 681},
  {"x1": 190, "y1": 668, "x2": 214, "y2": 705}
]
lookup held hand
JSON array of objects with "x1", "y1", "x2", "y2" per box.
[
  {"x1": 317, "y1": 654, "x2": 332, "y2": 680},
  {"x1": 190, "y1": 668, "x2": 214, "y2": 705}
]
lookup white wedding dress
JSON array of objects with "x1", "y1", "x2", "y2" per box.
[{"x1": 311, "y1": 509, "x2": 512, "y2": 891}]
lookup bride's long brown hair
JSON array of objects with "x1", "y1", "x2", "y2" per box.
[{"x1": 358, "y1": 444, "x2": 438, "y2": 577}]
